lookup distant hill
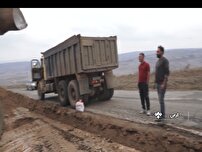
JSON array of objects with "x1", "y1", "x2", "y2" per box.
[
  {"x1": 113, "y1": 48, "x2": 202, "y2": 75},
  {"x1": 113, "y1": 68, "x2": 202, "y2": 90},
  {"x1": 0, "y1": 48, "x2": 202, "y2": 86},
  {"x1": 0, "y1": 61, "x2": 30, "y2": 86}
]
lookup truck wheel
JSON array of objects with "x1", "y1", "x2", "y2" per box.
[
  {"x1": 106, "y1": 88, "x2": 114, "y2": 100},
  {"x1": 38, "y1": 88, "x2": 45, "y2": 100},
  {"x1": 37, "y1": 81, "x2": 45, "y2": 100},
  {"x1": 98, "y1": 88, "x2": 114, "y2": 101},
  {"x1": 58, "y1": 80, "x2": 69, "y2": 106},
  {"x1": 82, "y1": 94, "x2": 89, "y2": 106},
  {"x1": 67, "y1": 80, "x2": 80, "y2": 108},
  {"x1": 97, "y1": 92, "x2": 105, "y2": 101}
]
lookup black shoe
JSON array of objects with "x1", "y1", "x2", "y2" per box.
[
  {"x1": 155, "y1": 119, "x2": 162, "y2": 122},
  {"x1": 155, "y1": 116, "x2": 165, "y2": 122}
]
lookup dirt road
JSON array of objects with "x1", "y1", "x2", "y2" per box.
[
  {"x1": 0, "y1": 88, "x2": 138, "y2": 152},
  {"x1": 8, "y1": 88, "x2": 202, "y2": 130},
  {"x1": 1, "y1": 107, "x2": 138, "y2": 152},
  {"x1": 0, "y1": 87, "x2": 202, "y2": 152}
]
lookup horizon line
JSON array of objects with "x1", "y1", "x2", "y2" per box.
[{"x1": 1, "y1": 47, "x2": 202, "y2": 64}]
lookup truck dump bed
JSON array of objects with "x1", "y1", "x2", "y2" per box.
[{"x1": 43, "y1": 34, "x2": 118, "y2": 80}]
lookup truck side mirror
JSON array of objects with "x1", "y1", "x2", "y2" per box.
[{"x1": 31, "y1": 59, "x2": 42, "y2": 81}]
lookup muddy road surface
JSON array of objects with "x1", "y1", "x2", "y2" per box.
[
  {"x1": 0, "y1": 87, "x2": 202, "y2": 152},
  {"x1": 9, "y1": 88, "x2": 202, "y2": 130},
  {"x1": 0, "y1": 88, "x2": 138, "y2": 152}
]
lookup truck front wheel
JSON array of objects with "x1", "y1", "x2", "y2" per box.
[
  {"x1": 58, "y1": 80, "x2": 69, "y2": 106},
  {"x1": 38, "y1": 88, "x2": 45, "y2": 100},
  {"x1": 37, "y1": 81, "x2": 45, "y2": 100},
  {"x1": 67, "y1": 80, "x2": 80, "y2": 108}
]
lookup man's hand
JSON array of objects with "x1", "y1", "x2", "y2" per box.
[
  {"x1": 161, "y1": 83, "x2": 166, "y2": 90},
  {"x1": 161, "y1": 76, "x2": 168, "y2": 90}
]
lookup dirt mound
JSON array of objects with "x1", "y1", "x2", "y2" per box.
[{"x1": 0, "y1": 87, "x2": 202, "y2": 152}]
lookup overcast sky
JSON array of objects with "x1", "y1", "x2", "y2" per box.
[{"x1": 1, "y1": 8, "x2": 202, "y2": 63}]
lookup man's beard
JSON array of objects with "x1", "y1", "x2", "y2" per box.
[{"x1": 157, "y1": 54, "x2": 161, "y2": 58}]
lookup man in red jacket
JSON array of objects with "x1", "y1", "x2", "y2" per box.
[{"x1": 138, "y1": 53, "x2": 151, "y2": 116}]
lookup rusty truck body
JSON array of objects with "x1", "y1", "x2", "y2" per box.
[{"x1": 32, "y1": 34, "x2": 118, "y2": 108}]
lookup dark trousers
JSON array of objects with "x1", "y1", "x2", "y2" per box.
[
  {"x1": 138, "y1": 82, "x2": 150, "y2": 110},
  {"x1": 157, "y1": 83, "x2": 166, "y2": 118}
]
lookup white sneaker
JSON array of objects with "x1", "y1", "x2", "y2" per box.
[
  {"x1": 140, "y1": 110, "x2": 146, "y2": 114},
  {"x1": 147, "y1": 110, "x2": 151, "y2": 116}
]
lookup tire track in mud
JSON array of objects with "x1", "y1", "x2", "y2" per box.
[
  {"x1": 0, "y1": 87, "x2": 202, "y2": 152},
  {"x1": 1, "y1": 107, "x2": 137, "y2": 152},
  {"x1": 1, "y1": 107, "x2": 75, "y2": 152}
]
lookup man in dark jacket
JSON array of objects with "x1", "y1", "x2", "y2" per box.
[{"x1": 155, "y1": 46, "x2": 170, "y2": 121}]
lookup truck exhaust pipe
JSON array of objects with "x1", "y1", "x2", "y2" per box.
[{"x1": 0, "y1": 8, "x2": 27, "y2": 35}]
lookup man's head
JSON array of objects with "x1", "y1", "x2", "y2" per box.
[
  {"x1": 139, "y1": 53, "x2": 145, "y2": 63},
  {"x1": 156, "y1": 45, "x2": 164, "y2": 58}
]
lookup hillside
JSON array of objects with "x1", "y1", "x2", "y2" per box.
[
  {"x1": 113, "y1": 48, "x2": 202, "y2": 75},
  {"x1": 0, "y1": 61, "x2": 30, "y2": 86},
  {"x1": 0, "y1": 48, "x2": 202, "y2": 90},
  {"x1": 113, "y1": 68, "x2": 202, "y2": 90}
]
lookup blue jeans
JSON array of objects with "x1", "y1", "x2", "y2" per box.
[{"x1": 157, "y1": 84, "x2": 166, "y2": 118}]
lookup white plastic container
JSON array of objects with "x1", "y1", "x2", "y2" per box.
[{"x1": 75, "y1": 100, "x2": 84, "y2": 112}]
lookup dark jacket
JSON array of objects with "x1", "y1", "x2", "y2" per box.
[{"x1": 155, "y1": 57, "x2": 170, "y2": 84}]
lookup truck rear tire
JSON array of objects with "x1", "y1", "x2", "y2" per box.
[
  {"x1": 98, "y1": 88, "x2": 114, "y2": 101},
  {"x1": 67, "y1": 80, "x2": 80, "y2": 108},
  {"x1": 58, "y1": 80, "x2": 69, "y2": 106},
  {"x1": 106, "y1": 88, "x2": 114, "y2": 100}
]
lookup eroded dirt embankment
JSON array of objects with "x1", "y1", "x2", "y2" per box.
[{"x1": 0, "y1": 87, "x2": 202, "y2": 152}]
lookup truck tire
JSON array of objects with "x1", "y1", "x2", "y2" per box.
[
  {"x1": 106, "y1": 88, "x2": 114, "y2": 100},
  {"x1": 38, "y1": 88, "x2": 45, "y2": 100},
  {"x1": 98, "y1": 88, "x2": 114, "y2": 101},
  {"x1": 37, "y1": 81, "x2": 45, "y2": 100},
  {"x1": 58, "y1": 80, "x2": 69, "y2": 106},
  {"x1": 82, "y1": 94, "x2": 89, "y2": 106},
  {"x1": 67, "y1": 80, "x2": 80, "y2": 108}
]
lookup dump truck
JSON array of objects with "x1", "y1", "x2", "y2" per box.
[{"x1": 32, "y1": 34, "x2": 118, "y2": 108}]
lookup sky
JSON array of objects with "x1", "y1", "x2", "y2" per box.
[{"x1": 1, "y1": 8, "x2": 202, "y2": 63}]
